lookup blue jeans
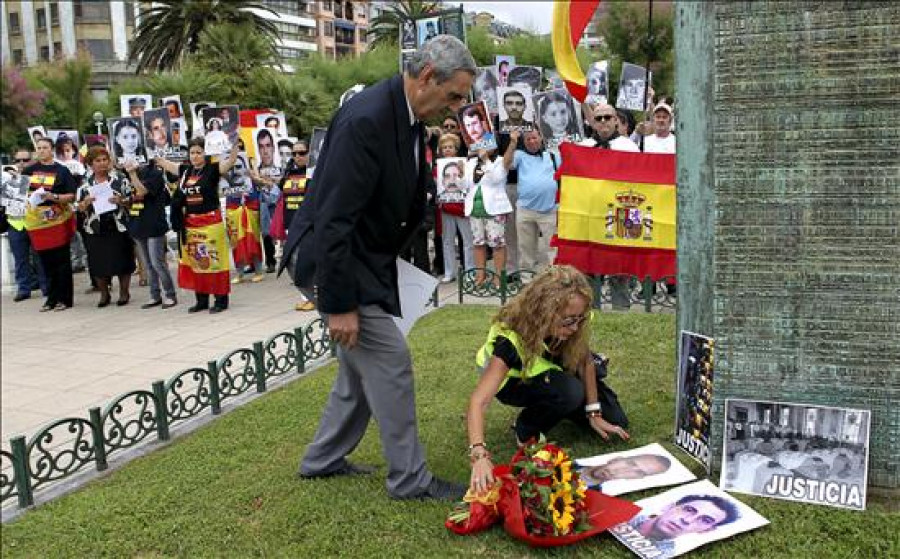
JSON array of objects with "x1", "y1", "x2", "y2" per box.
[
  {"x1": 8, "y1": 227, "x2": 47, "y2": 296},
  {"x1": 134, "y1": 235, "x2": 176, "y2": 301}
]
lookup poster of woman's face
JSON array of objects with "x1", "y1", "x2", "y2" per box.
[
  {"x1": 575, "y1": 443, "x2": 695, "y2": 497},
  {"x1": 435, "y1": 157, "x2": 468, "y2": 205},
  {"x1": 47, "y1": 130, "x2": 80, "y2": 162},
  {"x1": 256, "y1": 112, "x2": 288, "y2": 138},
  {"x1": 120, "y1": 94, "x2": 152, "y2": 119},
  {"x1": 533, "y1": 89, "x2": 583, "y2": 150},
  {"x1": 495, "y1": 55, "x2": 515, "y2": 87},
  {"x1": 107, "y1": 117, "x2": 147, "y2": 165},
  {"x1": 617, "y1": 62, "x2": 652, "y2": 111},
  {"x1": 585, "y1": 60, "x2": 609, "y2": 106},
  {"x1": 416, "y1": 17, "x2": 440, "y2": 46},
  {"x1": 457, "y1": 101, "x2": 496, "y2": 151},
  {"x1": 190, "y1": 101, "x2": 216, "y2": 139},
  {"x1": 497, "y1": 86, "x2": 535, "y2": 134},
  {"x1": 201, "y1": 105, "x2": 238, "y2": 156},
  {"x1": 473, "y1": 67, "x2": 500, "y2": 115},
  {"x1": 27, "y1": 126, "x2": 47, "y2": 150},
  {"x1": 306, "y1": 127, "x2": 328, "y2": 178},
  {"x1": 142, "y1": 108, "x2": 172, "y2": 159},
  {"x1": 507, "y1": 65, "x2": 542, "y2": 93}
]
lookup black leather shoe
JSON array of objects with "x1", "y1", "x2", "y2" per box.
[
  {"x1": 13, "y1": 293, "x2": 30, "y2": 302},
  {"x1": 208, "y1": 305, "x2": 227, "y2": 314},
  {"x1": 400, "y1": 477, "x2": 467, "y2": 502},
  {"x1": 141, "y1": 300, "x2": 163, "y2": 309},
  {"x1": 187, "y1": 303, "x2": 208, "y2": 313},
  {"x1": 298, "y1": 462, "x2": 377, "y2": 480}
]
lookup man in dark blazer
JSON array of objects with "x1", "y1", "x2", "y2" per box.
[{"x1": 282, "y1": 35, "x2": 476, "y2": 501}]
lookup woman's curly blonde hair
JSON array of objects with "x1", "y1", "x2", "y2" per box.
[{"x1": 494, "y1": 265, "x2": 593, "y2": 373}]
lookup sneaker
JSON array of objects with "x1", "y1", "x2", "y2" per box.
[
  {"x1": 295, "y1": 300, "x2": 316, "y2": 312},
  {"x1": 298, "y1": 461, "x2": 377, "y2": 480},
  {"x1": 161, "y1": 297, "x2": 178, "y2": 309},
  {"x1": 250, "y1": 273, "x2": 264, "y2": 283},
  {"x1": 231, "y1": 276, "x2": 244, "y2": 285},
  {"x1": 141, "y1": 299, "x2": 163, "y2": 309},
  {"x1": 400, "y1": 477, "x2": 467, "y2": 501},
  {"x1": 440, "y1": 275, "x2": 455, "y2": 284}
]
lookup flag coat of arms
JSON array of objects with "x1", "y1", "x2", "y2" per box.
[{"x1": 555, "y1": 144, "x2": 676, "y2": 279}]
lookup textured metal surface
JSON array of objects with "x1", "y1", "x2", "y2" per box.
[{"x1": 676, "y1": 1, "x2": 899, "y2": 487}]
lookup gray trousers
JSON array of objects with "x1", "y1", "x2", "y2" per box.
[
  {"x1": 134, "y1": 235, "x2": 176, "y2": 301},
  {"x1": 299, "y1": 301, "x2": 433, "y2": 498}
]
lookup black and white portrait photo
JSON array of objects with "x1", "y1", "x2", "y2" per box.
[
  {"x1": 107, "y1": 117, "x2": 147, "y2": 165},
  {"x1": 533, "y1": 88, "x2": 583, "y2": 151},
  {"x1": 586, "y1": 60, "x2": 609, "y2": 106},
  {"x1": 473, "y1": 66, "x2": 500, "y2": 115},
  {"x1": 120, "y1": 94, "x2": 152, "y2": 119},
  {"x1": 507, "y1": 65, "x2": 542, "y2": 93},
  {"x1": 617, "y1": 62, "x2": 652, "y2": 111},
  {"x1": 416, "y1": 17, "x2": 440, "y2": 46},
  {"x1": 307, "y1": 127, "x2": 328, "y2": 178},
  {"x1": 190, "y1": 101, "x2": 216, "y2": 140},
  {"x1": 400, "y1": 20, "x2": 416, "y2": 50},
  {"x1": 497, "y1": 86, "x2": 535, "y2": 134}
]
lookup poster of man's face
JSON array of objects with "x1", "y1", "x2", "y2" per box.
[
  {"x1": 473, "y1": 67, "x2": 499, "y2": 115},
  {"x1": 142, "y1": 108, "x2": 172, "y2": 159},
  {"x1": 307, "y1": 127, "x2": 328, "y2": 178},
  {"x1": 507, "y1": 65, "x2": 542, "y2": 93},
  {"x1": 121, "y1": 94, "x2": 152, "y2": 119},
  {"x1": 256, "y1": 112, "x2": 288, "y2": 138},
  {"x1": 254, "y1": 128, "x2": 281, "y2": 171},
  {"x1": 416, "y1": 17, "x2": 440, "y2": 46},
  {"x1": 617, "y1": 62, "x2": 652, "y2": 111},
  {"x1": 609, "y1": 480, "x2": 769, "y2": 559},
  {"x1": 28, "y1": 126, "x2": 47, "y2": 150},
  {"x1": 277, "y1": 138, "x2": 294, "y2": 168},
  {"x1": 435, "y1": 157, "x2": 467, "y2": 205},
  {"x1": 720, "y1": 399, "x2": 870, "y2": 511},
  {"x1": 674, "y1": 331, "x2": 715, "y2": 470},
  {"x1": 399, "y1": 49, "x2": 416, "y2": 74},
  {"x1": 439, "y1": 11, "x2": 466, "y2": 42},
  {"x1": 575, "y1": 443, "x2": 695, "y2": 497},
  {"x1": 533, "y1": 89, "x2": 583, "y2": 151},
  {"x1": 222, "y1": 153, "x2": 252, "y2": 197},
  {"x1": 457, "y1": 101, "x2": 496, "y2": 151},
  {"x1": 495, "y1": 55, "x2": 515, "y2": 87},
  {"x1": 190, "y1": 102, "x2": 216, "y2": 139},
  {"x1": 400, "y1": 20, "x2": 416, "y2": 50},
  {"x1": 586, "y1": 60, "x2": 610, "y2": 106},
  {"x1": 497, "y1": 86, "x2": 535, "y2": 134},
  {"x1": 107, "y1": 117, "x2": 147, "y2": 165}
]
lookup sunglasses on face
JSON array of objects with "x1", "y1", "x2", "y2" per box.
[
  {"x1": 559, "y1": 314, "x2": 589, "y2": 329},
  {"x1": 293, "y1": 150, "x2": 308, "y2": 156},
  {"x1": 595, "y1": 115, "x2": 616, "y2": 122},
  {"x1": 14, "y1": 158, "x2": 31, "y2": 163}
]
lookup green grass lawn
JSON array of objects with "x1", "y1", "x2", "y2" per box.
[{"x1": 2, "y1": 306, "x2": 898, "y2": 558}]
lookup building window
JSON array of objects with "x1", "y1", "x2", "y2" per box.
[
  {"x1": 276, "y1": 46, "x2": 310, "y2": 60},
  {"x1": 324, "y1": 21, "x2": 334, "y2": 37},
  {"x1": 80, "y1": 39, "x2": 115, "y2": 60},
  {"x1": 268, "y1": 0, "x2": 301, "y2": 17},
  {"x1": 322, "y1": 1, "x2": 333, "y2": 13},
  {"x1": 74, "y1": 0, "x2": 111, "y2": 22},
  {"x1": 36, "y1": 8, "x2": 47, "y2": 30},
  {"x1": 125, "y1": 2, "x2": 134, "y2": 23},
  {"x1": 40, "y1": 46, "x2": 51, "y2": 60},
  {"x1": 50, "y1": 3, "x2": 59, "y2": 25},
  {"x1": 12, "y1": 49, "x2": 24, "y2": 65},
  {"x1": 358, "y1": 28, "x2": 366, "y2": 43},
  {"x1": 9, "y1": 12, "x2": 21, "y2": 34},
  {"x1": 53, "y1": 42, "x2": 63, "y2": 58}
]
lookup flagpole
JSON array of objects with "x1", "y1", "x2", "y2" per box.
[{"x1": 640, "y1": 0, "x2": 654, "y2": 152}]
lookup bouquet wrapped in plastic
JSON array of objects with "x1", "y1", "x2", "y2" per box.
[{"x1": 446, "y1": 438, "x2": 640, "y2": 547}]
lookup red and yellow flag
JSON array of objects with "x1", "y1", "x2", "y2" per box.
[
  {"x1": 178, "y1": 210, "x2": 231, "y2": 295},
  {"x1": 555, "y1": 144, "x2": 676, "y2": 279},
  {"x1": 225, "y1": 199, "x2": 262, "y2": 268}
]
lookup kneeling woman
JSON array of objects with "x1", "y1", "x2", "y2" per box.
[
  {"x1": 156, "y1": 139, "x2": 238, "y2": 313},
  {"x1": 466, "y1": 265, "x2": 629, "y2": 493}
]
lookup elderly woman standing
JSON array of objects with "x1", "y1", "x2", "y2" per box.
[
  {"x1": 156, "y1": 138, "x2": 238, "y2": 313},
  {"x1": 436, "y1": 133, "x2": 474, "y2": 283},
  {"x1": 75, "y1": 145, "x2": 136, "y2": 307}
]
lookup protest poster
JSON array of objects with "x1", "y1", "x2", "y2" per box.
[
  {"x1": 439, "y1": 9, "x2": 466, "y2": 42},
  {"x1": 609, "y1": 479, "x2": 769, "y2": 559},
  {"x1": 720, "y1": 399, "x2": 870, "y2": 511},
  {"x1": 220, "y1": 153, "x2": 253, "y2": 198},
  {"x1": 1, "y1": 171, "x2": 31, "y2": 218},
  {"x1": 307, "y1": 127, "x2": 328, "y2": 179},
  {"x1": 254, "y1": 127, "x2": 281, "y2": 178},
  {"x1": 400, "y1": 20, "x2": 417, "y2": 50},
  {"x1": 435, "y1": 157, "x2": 468, "y2": 207},
  {"x1": 533, "y1": 89, "x2": 583, "y2": 152},
  {"x1": 575, "y1": 443, "x2": 696, "y2": 497},
  {"x1": 674, "y1": 331, "x2": 714, "y2": 470},
  {"x1": 120, "y1": 94, "x2": 152, "y2": 119},
  {"x1": 47, "y1": 130, "x2": 85, "y2": 175},
  {"x1": 495, "y1": 55, "x2": 515, "y2": 87},
  {"x1": 508, "y1": 65, "x2": 542, "y2": 92},
  {"x1": 617, "y1": 62, "x2": 652, "y2": 111},
  {"x1": 457, "y1": 101, "x2": 496, "y2": 152},
  {"x1": 107, "y1": 118, "x2": 147, "y2": 166},
  {"x1": 497, "y1": 85, "x2": 535, "y2": 134},
  {"x1": 399, "y1": 49, "x2": 416, "y2": 74},
  {"x1": 256, "y1": 112, "x2": 288, "y2": 138},
  {"x1": 473, "y1": 66, "x2": 500, "y2": 115},
  {"x1": 201, "y1": 105, "x2": 239, "y2": 156},
  {"x1": 394, "y1": 258, "x2": 439, "y2": 336},
  {"x1": 27, "y1": 126, "x2": 47, "y2": 149},
  {"x1": 544, "y1": 69, "x2": 565, "y2": 91},
  {"x1": 277, "y1": 138, "x2": 295, "y2": 169},
  {"x1": 142, "y1": 108, "x2": 174, "y2": 160},
  {"x1": 160, "y1": 95, "x2": 189, "y2": 147},
  {"x1": 190, "y1": 101, "x2": 216, "y2": 139},
  {"x1": 416, "y1": 16, "x2": 440, "y2": 46},
  {"x1": 586, "y1": 60, "x2": 610, "y2": 106}
]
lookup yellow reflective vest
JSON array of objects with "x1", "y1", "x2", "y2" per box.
[{"x1": 476, "y1": 323, "x2": 563, "y2": 391}]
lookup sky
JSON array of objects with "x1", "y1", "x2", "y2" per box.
[{"x1": 460, "y1": 1, "x2": 555, "y2": 35}]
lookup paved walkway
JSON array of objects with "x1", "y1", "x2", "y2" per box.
[{"x1": 0, "y1": 266, "x2": 467, "y2": 449}]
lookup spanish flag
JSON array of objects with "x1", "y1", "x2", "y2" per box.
[
  {"x1": 178, "y1": 210, "x2": 231, "y2": 295},
  {"x1": 225, "y1": 198, "x2": 263, "y2": 268},
  {"x1": 555, "y1": 144, "x2": 676, "y2": 279}
]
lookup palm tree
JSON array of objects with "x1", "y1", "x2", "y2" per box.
[
  {"x1": 367, "y1": 0, "x2": 440, "y2": 49},
  {"x1": 129, "y1": 0, "x2": 278, "y2": 73},
  {"x1": 31, "y1": 53, "x2": 95, "y2": 130}
]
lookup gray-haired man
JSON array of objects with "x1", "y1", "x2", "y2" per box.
[{"x1": 284, "y1": 35, "x2": 476, "y2": 501}]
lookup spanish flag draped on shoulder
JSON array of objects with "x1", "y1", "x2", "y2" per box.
[{"x1": 555, "y1": 144, "x2": 676, "y2": 279}]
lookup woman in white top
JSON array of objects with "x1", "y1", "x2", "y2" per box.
[{"x1": 464, "y1": 144, "x2": 514, "y2": 286}]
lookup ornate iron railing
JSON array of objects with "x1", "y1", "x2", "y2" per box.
[{"x1": 1, "y1": 317, "x2": 335, "y2": 511}]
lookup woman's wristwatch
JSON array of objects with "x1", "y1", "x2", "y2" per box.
[{"x1": 585, "y1": 402, "x2": 602, "y2": 418}]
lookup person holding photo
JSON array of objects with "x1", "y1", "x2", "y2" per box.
[
  {"x1": 460, "y1": 105, "x2": 494, "y2": 149},
  {"x1": 466, "y1": 265, "x2": 630, "y2": 495},
  {"x1": 464, "y1": 145, "x2": 512, "y2": 286},
  {"x1": 273, "y1": 140, "x2": 312, "y2": 310},
  {"x1": 75, "y1": 146, "x2": 135, "y2": 307},
  {"x1": 5, "y1": 148, "x2": 48, "y2": 302},
  {"x1": 436, "y1": 136, "x2": 473, "y2": 283},
  {"x1": 155, "y1": 138, "x2": 238, "y2": 313}
]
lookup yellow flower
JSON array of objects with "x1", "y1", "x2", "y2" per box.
[
  {"x1": 534, "y1": 450, "x2": 552, "y2": 462},
  {"x1": 552, "y1": 454, "x2": 573, "y2": 486},
  {"x1": 550, "y1": 488, "x2": 576, "y2": 535}
]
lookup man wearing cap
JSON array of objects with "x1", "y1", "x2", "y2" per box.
[
  {"x1": 643, "y1": 102, "x2": 676, "y2": 154},
  {"x1": 129, "y1": 97, "x2": 147, "y2": 119}
]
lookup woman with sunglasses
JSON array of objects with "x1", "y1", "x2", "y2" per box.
[
  {"x1": 464, "y1": 265, "x2": 630, "y2": 495},
  {"x1": 272, "y1": 140, "x2": 315, "y2": 311}
]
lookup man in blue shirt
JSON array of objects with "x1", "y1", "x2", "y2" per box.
[{"x1": 502, "y1": 129, "x2": 559, "y2": 271}]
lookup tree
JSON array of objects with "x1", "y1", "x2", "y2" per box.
[
  {"x1": 26, "y1": 53, "x2": 98, "y2": 133},
  {"x1": 1, "y1": 65, "x2": 46, "y2": 152},
  {"x1": 246, "y1": 73, "x2": 334, "y2": 139},
  {"x1": 129, "y1": 0, "x2": 278, "y2": 73},
  {"x1": 597, "y1": 0, "x2": 675, "y2": 102},
  {"x1": 367, "y1": 0, "x2": 440, "y2": 49},
  {"x1": 192, "y1": 22, "x2": 280, "y2": 100}
]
